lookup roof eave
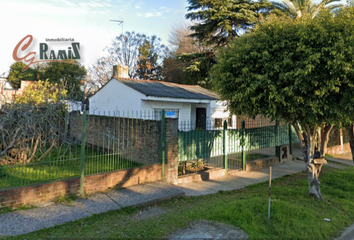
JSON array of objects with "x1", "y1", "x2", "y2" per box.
[{"x1": 143, "y1": 96, "x2": 216, "y2": 103}]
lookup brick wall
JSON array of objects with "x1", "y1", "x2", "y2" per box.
[
  {"x1": 236, "y1": 115, "x2": 276, "y2": 129},
  {"x1": 0, "y1": 164, "x2": 162, "y2": 208},
  {"x1": 0, "y1": 115, "x2": 181, "y2": 209},
  {"x1": 165, "y1": 119, "x2": 179, "y2": 184},
  {"x1": 69, "y1": 112, "x2": 161, "y2": 165}
]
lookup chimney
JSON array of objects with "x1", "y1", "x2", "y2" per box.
[{"x1": 113, "y1": 65, "x2": 129, "y2": 78}]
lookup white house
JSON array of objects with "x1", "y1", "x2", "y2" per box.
[{"x1": 89, "y1": 66, "x2": 234, "y2": 130}]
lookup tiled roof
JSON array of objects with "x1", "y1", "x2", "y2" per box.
[{"x1": 114, "y1": 77, "x2": 220, "y2": 100}]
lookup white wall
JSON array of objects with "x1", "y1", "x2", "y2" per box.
[
  {"x1": 89, "y1": 79, "x2": 145, "y2": 116},
  {"x1": 89, "y1": 79, "x2": 220, "y2": 130}
]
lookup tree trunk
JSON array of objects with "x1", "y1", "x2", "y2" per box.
[
  {"x1": 346, "y1": 125, "x2": 354, "y2": 162},
  {"x1": 320, "y1": 124, "x2": 333, "y2": 157},
  {"x1": 289, "y1": 123, "x2": 327, "y2": 199},
  {"x1": 292, "y1": 122, "x2": 307, "y2": 161},
  {"x1": 304, "y1": 125, "x2": 325, "y2": 199}
]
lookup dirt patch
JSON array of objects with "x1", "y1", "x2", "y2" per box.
[
  {"x1": 166, "y1": 220, "x2": 248, "y2": 239},
  {"x1": 132, "y1": 206, "x2": 166, "y2": 221}
]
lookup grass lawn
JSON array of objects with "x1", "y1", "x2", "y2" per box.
[
  {"x1": 5, "y1": 165, "x2": 354, "y2": 239},
  {"x1": 0, "y1": 145, "x2": 142, "y2": 189}
]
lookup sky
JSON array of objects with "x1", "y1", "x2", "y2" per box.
[
  {"x1": 0, "y1": 0, "x2": 189, "y2": 76},
  {"x1": 1, "y1": 0, "x2": 347, "y2": 77}
]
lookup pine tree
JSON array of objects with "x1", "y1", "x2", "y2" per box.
[{"x1": 186, "y1": 0, "x2": 272, "y2": 47}]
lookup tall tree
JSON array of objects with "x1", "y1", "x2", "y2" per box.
[
  {"x1": 168, "y1": 22, "x2": 204, "y2": 55},
  {"x1": 163, "y1": 23, "x2": 208, "y2": 85},
  {"x1": 271, "y1": 0, "x2": 343, "y2": 18},
  {"x1": 44, "y1": 60, "x2": 86, "y2": 100},
  {"x1": 8, "y1": 62, "x2": 38, "y2": 88},
  {"x1": 186, "y1": 0, "x2": 272, "y2": 47},
  {"x1": 87, "y1": 58, "x2": 113, "y2": 93},
  {"x1": 210, "y1": 10, "x2": 354, "y2": 199},
  {"x1": 105, "y1": 31, "x2": 148, "y2": 78},
  {"x1": 181, "y1": 0, "x2": 271, "y2": 88},
  {"x1": 91, "y1": 31, "x2": 167, "y2": 82},
  {"x1": 136, "y1": 36, "x2": 168, "y2": 80}
]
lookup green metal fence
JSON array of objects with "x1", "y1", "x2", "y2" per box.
[
  {"x1": 0, "y1": 104, "x2": 301, "y2": 189},
  {"x1": 178, "y1": 117, "x2": 300, "y2": 174},
  {"x1": 0, "y1": 108, "x2": 161, "y2": 190}
]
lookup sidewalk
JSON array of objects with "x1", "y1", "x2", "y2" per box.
[{"x1": 0, "y1": 157, "x2": 352, "y2": 238}]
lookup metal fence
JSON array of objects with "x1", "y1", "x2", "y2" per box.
[
  {"x1": 0, "y1": 108, "x2": 161, "y2": 190},
  {"x1": 0, "y1": 104, "x2": 301, "y2": 189},
  {"x1": 178, "y1": 117, "x2": 299, "y2": 175}
]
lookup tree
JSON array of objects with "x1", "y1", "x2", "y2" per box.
[
  {"x1": 0, "y1": 102, "x2": 69, "y2": 166},
  {"x1": 87, "y1": 57, "x2": 113, "y2": 93},
  {"x1": 168, "y1": 23, "x2": 204, "y2": 55},
  {"x1": 136, "y1": 36, "x2": 168, "y2": 80},
  {"x1": 44, "y1": 60, "x2": 86, "y2": 100},
  {"x1": 210, "y1": 10, "x2": 354, "y2": 199},
  {"x1": 92, "y1": 31, "x2": 167, "y2": 82},
  {"x1": 186, "y1": 0, "x2": 272, "y2": 48},
  {"x1": 15, "y1": 80, "x2": 67, "y2": 105},
  {"x1": 8, "y1": 62, "x2": 38, "y2": 88},
  {"x1": 105, "y1": 31, "x2": 148, "y2": 78},
  {"x1": 271, "y1": 0, "x2": 343, "y2": 18},
  {"x1": 163, "y1": 23, "x2": 210, "y2": 85},
  {"x1": 180, "y1": 0, "x2": 271, "y2": 88}
]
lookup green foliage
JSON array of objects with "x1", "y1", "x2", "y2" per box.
[
  {"x1": 136, "y1": 36, "x2": 168, "y2": 80},
  {"x1": 186, "y1": 0, "x2": 272, "y2": 47},
  {"x1": 178, "y1": 52, "x2": 217, "y2": 89},
  {"x1": 8, "y1": 62, "x2": 37, "y2": 88},
  {"x1": 211, "y1": 9, "x2": 354, "y2": 127},
  {"x1": 15, "y1": 80, "x2": 67, "y2": 105},
  {"x1": 181, "y1": 0, "x2": 271, "y2": 88},
  {"x1": 54, "y1": 194, "x2": 78, "y2": 205},
  {"x1": 8, "y1": 60, "x2": 86, "y2": 100},
  {"x1": 44, "y1": 60, "x2": 86, "y2": 100}
]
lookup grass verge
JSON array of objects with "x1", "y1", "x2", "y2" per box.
[
  {"x1": 0, "y1": 145, "x2": 142, "y2": 189},
  {"x1": 4, "y1": 165, "x2": 354, "y2": 239}
]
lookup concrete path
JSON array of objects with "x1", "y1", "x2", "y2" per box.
[
  {"x1": 0, "y1": 182, "x2": 185, "y2": 237},
  {"x1": 326, "y1": 157, "x2": 354, "y2": 167},
  {"x1": 177, "y1": 160, "x2": 305, "y2": 196},
  {"x1": 0, "y1": 157, "x2": 352, "y2": 239}
]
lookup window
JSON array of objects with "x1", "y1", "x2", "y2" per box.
[
  {"x1": 154, "y1": 109, "x2": 179, "y2": 120},
  {"x1": 214, "y1": 118, "x2": 223, "y2": 128},
  {"x1": 214, "y1": 117, "x2": 233, "y2": 128}
]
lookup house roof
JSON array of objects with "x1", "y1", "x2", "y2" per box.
[{"x1": 112, "y1": 77, "x2": 220, "y2": 100}]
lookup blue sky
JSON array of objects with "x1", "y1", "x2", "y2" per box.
[
  {"x1": 0, "y1": 0, "x2": 347, "y2": 76},
  {"x1": 0, "y1": 0, "x2": 188, "y2": 75}
]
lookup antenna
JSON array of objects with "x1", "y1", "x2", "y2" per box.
[{"x1": 110, "y1": 19, "x2": 124, "y2": 36}]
